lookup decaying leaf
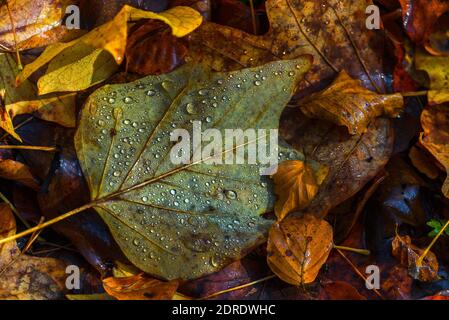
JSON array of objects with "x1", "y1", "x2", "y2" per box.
[
  {"x1": 415, "y1": 49, "x2": 449, "y2": 90},
  {"x1": 271, "y1": 160, "x2": 328, "y2": 221},
  {"x1": 188, "y1": 0, "x2": 386, "y2": 96},
  {"x1": 297, "y1": 71, "x2": 404, "y2": 135},
  {"x1": 267, "y1": 214, "x2": 333, "y2": 285},
  {"x1": 0, "y1": 53, "x2": 76, "y2": 140},
  {"x1": 392, "y1": 234, "x2": 439, "y2": 282},
  {"x1": 17, "y1": 5, "x2": 203, "y2": 94},
  {"x1": 0, "y1": 0, "x2": 75, "y2": 51},
  {"x1": 409, "y1": 145, "x2": 440, "y2": 179},
  {"x1": 420, "y1": 104, "x2": 449, "y2": 198},
  {"x1": 281, "y1": 109, "x2": 394, "y2": 217},
  {"x1": 103, "y1": 274, "x2": 179, "y2": 300},
  {"x1": 0, "y1": 159, "x2": 39, "y2": 190},
  {"x1": 75, "y1": 57, "x2": 312, "y2": 280},
  {"x1": 0, "y1": 203, "x2": 67, "y2": 299}
]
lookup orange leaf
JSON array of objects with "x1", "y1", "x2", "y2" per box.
[
  {"x1": 267, "y1": 214, "x2": 333, "y2": 285},
  {"x1": 271, "y1": 160, "x2": 328, "y2": 221}
]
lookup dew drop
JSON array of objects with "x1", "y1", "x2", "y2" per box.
[
  {"x1": 142, "y1": 196, "x2": 148, "y2": 202},
  {"x1": 254, "y1": 80, "x2": 262, "y2": 86},
  {"x1": 147, "y1": 89, "x2": 156, "y2": 96}
]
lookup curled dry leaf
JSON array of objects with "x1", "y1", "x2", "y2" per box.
[
  {"x1": 0, "y1": 203, "x2": 68, "y2": 299},
  {"x1": 75, "y1": 58, "x2": 312, "y2": 280},
  {"x1": 420, "y1": 104, "x2": 449, "y2": 198},
  {"x1": 188, "y1": 0, "x2": 386, "y2": 96},
  {"x1": 267, "y1": 214, "x2": 333, "y2": 285},
  {"x1": 0, "y1": 159, "x2": 39, "y2": 190},
  {"x1": 392, "y1": 234, "x2": 439, "y2": 282},
  {"x1": 0, "y1": 0, "x2": 75, "y2": 51},
  {"x1": 271, "y1": 160, "x2": 328, "y2": 221},
  {"x1": 17, "y1": 5, "x2": 203, "y2": 94},
  {"x1": 297, "y1": 71, "x2": 404, "y2": 135},
  {"x1": 0, "y1": 53, "x2": 76, "y2": 141},
  {"x1": 103, "y1": 274, "x2": 179, "y2": 300}
]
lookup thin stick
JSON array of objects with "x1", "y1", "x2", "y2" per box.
[
  {"x1": 0, "y1": 145, "x2": 58, "y2": 152},
  {"x1": 0, "y1": 117, "x2": 33, "y2": 141},
  {"x1": 417, "y1": 219, "x2": 449, "y2": 267},
  {"x1": 0, "y1": 202, "x2": 96, "y2": 246},
  {"x1": 200, "y1": 274, "x2": 276, "y2": 300},
  {"x1": 249, "y1": 0, "x2": 257, "y2": 35},
  {"x1": 336, "y1": 249, "x2": 384, "y2": 299},
  {"x1": 333, "y1": 245, "x2": 370, "y2": 256}
]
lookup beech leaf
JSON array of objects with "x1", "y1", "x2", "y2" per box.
[
  {"x1": 75, "y1": 57, "x2": 312, "y2": 280},
  {"x1": 267, "y1": 214, "x2": 333, "y2": 285}
]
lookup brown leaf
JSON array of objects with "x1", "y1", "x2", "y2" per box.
[
  {"x1": 420, "y1": 104, "x2": 449, "y2": 198},
  {"x1": 0, "y1": 203, "x2": 68, "y2": 299},
  {"x1": 271, "y1": 160, "x2": 328, "y2": 221},
  {"x1": 0, "y1": 159, "x2": 39, "y2": 190},
  {"x1": 125, "y1": 20, "x2": 189, "y2": 75},
  {"x1": 267, "y1": 214, "x2": 333, "y2": 285},
  {"x1": 391, "y1": 234, "x2": 439, "y2": 282},
  {"x1": 103, "y1": 274, "x2": 179, "y2": 300},
  {"x1": 0, "y1": 0, "x2": 75, "y2": 51},
  {"x1": 188, "y1": 0, "x2": 386, "y2": 96},
  {"x1": 318, "y1": 281, "x2": 366, "y2": 300},
  {"x1": 281, "y1": 109, "x2": 394, "y2": 217},
  {"x1": 409, "y1": 145, "x2": 440, "y2": 179},
  {"x1": 398, "y1": 0, "x2": 449, "y2": 44},
  {"x1": 298, "y1": 71, "x2": 404, "y2": 135}
]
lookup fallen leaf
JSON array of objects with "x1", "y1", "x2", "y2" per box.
[
  {"x1": 318, "y1": 281, "x2": 366, "y2": 300},
  {"x1": 188, "y1": 0, "x2": 387, "y2": 96},
  {"x1": 420, "y1": 104, "x2": 449, "y2": 198},
  {"x1": 271, "y1": 160, "x2": 328, "y2": 221},
  {"x1": 0, "y1": 0, "x2": 75, "y2": 51},
  {"x1": 0, "y1": 203, "x2": 68, "y2": 299},
  {"x1": 398, "y1": 0, "x2": 449, "y2": 44},
  {"x1": 392, "y1": 234, "x2": 439, "y2": 282},
  {"x1": 297, "y1": 71, "x2": 404, "y2": 135},
  {"x1": 0, "y1": 53, "x2": 76, "y2": 140},
  {"x1": 280, "y1": 108, "x2": 394, "y2": 217},
  {"x1": 125, "y1": 20, "x2": 189, "y2": 75},
  {"x1": 103, "y1": 274, "x2": 179, "y2": 300},
  {"x1": 267, "y1": 214, "x2": 333, "y2": 285},
  {"x1": 0, "y1": 159, "x2": 39, "y2": 190},
  {"x1": 415, "y1": 49, "x2": 449, "y2": 90},
  {"x1": 75, "y1": 57, "x2": 312, "y2": 280},
  {"x1": 409, "y1": 145, "x2": 440, "y2": 179},
  {"x1": 17, "y1": 5, "x2": 203, "y2": 94}
]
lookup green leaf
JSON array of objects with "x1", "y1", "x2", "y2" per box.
[
  {"x1": 75, "y1": 57, "x2": 312, "y2": 280},
  {"x1": 427, "y1": 219, "x2": 449, "y2": 237}
]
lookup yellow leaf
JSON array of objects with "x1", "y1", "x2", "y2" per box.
[
  {"x1": 298, "y1": 71, "x2": 404, "y2": 135},
  {"x1": 0, "y1": 159, "x2": 39, "y2": 190},
  {"x1": 267, "y1": 214, "x2": 333, "y2": 285},
  {"x1": 0, "y1": 53, "x2": 76, "y2": 141},
  {"x1": 17, "y1": 5, "x2": 203, "y2": 94},
  {"x1": 271, "y1": 160, "x2": 328, "y2": 221}
]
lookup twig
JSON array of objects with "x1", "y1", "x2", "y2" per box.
[
  {"x1": 0, "y1": 145, "x2": 58, "y2": 152},
  {"x1": 249, "y1": 0, "x2": 257, "y2": 35},
  {"x1": 5, "y1": 0, "x2": 22, "y2": 70},
  {"x1": 333, "y1": 245, "x2": 370, "y2": 256},
  {"x1": 417, "y1": 219, "x2": 449, "y2": 267}
]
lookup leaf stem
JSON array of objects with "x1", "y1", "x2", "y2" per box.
[
  {"x1": 401, "y1": 91, "x2": 428, "y2": 97},
  {"x1": 0, "y1": 202, "x2": 96, "y2": 246},
  {"x1": 199, "y1": 274, "x2": 276, "y2": 300},
  {"x1": 0, "y1": 145, "x2": 58, "y2": 152},
  {"x1": 417, "y1": 219, "x2": 449, "y2": 267},
  {"x1": 333, "y1": 245, "x2": 370, "y2": 256}
]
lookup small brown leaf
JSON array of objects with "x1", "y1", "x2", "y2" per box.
[
  {"x1": 391, "y1": 234, "x2": 439, "y2": 282},
  {"x1": 408, "y1": 145, "x2": 440, "y2": 179},
  {"x1": 0, "y1": 159, "x2": 39, "y2": 190},
  {"x1": 267, "y1": 214, "x2": 333, "y2": 285},
  {"x1": 298, "y1": 71, "x2": 404, "y2": 135},
  {"x1": 271, "y1": 160, "x2": 328, "y2": 221},
  {"x1": 103, "y1": 274, "x2": 179, "y2": 300}
]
